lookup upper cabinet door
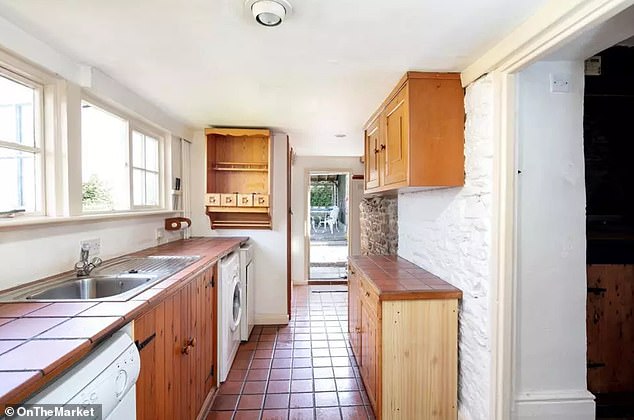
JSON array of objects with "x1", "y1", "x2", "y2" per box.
[
  {"x1": 365, "y1": 117, "x2": 381, "y2": 190},
  {"x1": 383, "y1": 87, "x2": 408, "y2": 186}
]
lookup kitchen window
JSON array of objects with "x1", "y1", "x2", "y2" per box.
[
  {"x1": 81, "y1": 100, "x2": 163, "y2": 213},
  {"x1": 0, "y1": 69, "x2": 43, "y2": 214}
]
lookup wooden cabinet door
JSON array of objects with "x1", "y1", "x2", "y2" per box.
[
  {"x1": 383, "y1": 87, "x2": 409, "y2": 186},
  {"x1": 348, "y1": 270, "x2": 362, "y2": 361},
  {"x1": 365, "y1": 117, "x2": 381, "y2": 190},
  {"x1": 361, "y1": 303, "x2": 379, "y2": 410},
  {"x1": 135, "y1": 302, "x2": 166, "y2": 420}
]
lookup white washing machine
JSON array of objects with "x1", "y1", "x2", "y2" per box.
[
  {"x1": 239, "y1": 244, "x2": 255, "y2": 341},
  {"x1": 218, "y1": 251, "x2": 242, "y2": 383}
]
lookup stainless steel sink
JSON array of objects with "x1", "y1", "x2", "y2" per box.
[
  {"x1": 0, "y1": 255, "x2": 200, "y2": 302},
  {"x1": 26, "y1": 275, "x2": 156, "y2": 300}
]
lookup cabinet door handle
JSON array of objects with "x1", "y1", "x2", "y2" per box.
[
  {"x1": 182, "y1": 344, "x2": 192, "y2": 355},
  {"x1": 380, "y1": 144, "x2": 386, "y2": 150},
  {"x1": 189, "y1": 337, "x2": 197, "y2": 348},
  {"x1": 355, "y1": 327, "x2": 361, "y2": 332},
  {"x1": 365, "y1": 291, "x2": 370, "y2": 297},
  {"x1": 374, "y1": 148, "x2": 379, "y2": 154}
]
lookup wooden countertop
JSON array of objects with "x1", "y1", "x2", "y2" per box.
[
  {"x1": 349, "y1": 255, "x2": 462, "y2": 300},
  {"x1": 0, "y1": 236, "x2": 247, "y2": 408}
]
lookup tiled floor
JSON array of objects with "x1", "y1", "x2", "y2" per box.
[{"x1": 207, "y1": 286, "x2": 374, "y2": 420}]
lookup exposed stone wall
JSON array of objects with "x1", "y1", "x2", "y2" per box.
[
  {"x1": 360, "y1": 196, "x2": 398, "y2": 255},
  {"x1": 398, "y1": 75, "x2": 494, "y2": 420}
]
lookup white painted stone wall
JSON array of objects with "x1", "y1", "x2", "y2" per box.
[{"x1": 398, "y1": 75, "x2": 493, "y2": 420}]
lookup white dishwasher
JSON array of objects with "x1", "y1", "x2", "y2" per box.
[{"x1": 24, "y1": 326, "x2": 141, "y2": 419}]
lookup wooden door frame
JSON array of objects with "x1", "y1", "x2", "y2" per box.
[
  {"x1": 304, "y1": 169, "x2": 352, "y2": 283},
  {"x1": 287, "y1": 140, "x2": 292, "y2": 320},
  {"x1": 460, "y1": 0, "x2": 634, "y2": 417}
]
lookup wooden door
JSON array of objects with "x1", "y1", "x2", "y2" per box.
[
  {"x1": 383, "y1": 87, "x2": 409, "y2": 186},
  {"x1": 587, "y1": 264, "x2": 634, "y2": 393},
  {"x1": 134, "y1": 302, "x2": 166, "y2": 420},
  {"x1": 365, "y1": 117, "x2": 381, "y2": 190},
  {"x1": 361, "y1": 303, "x2": 379, "y2": 411}
]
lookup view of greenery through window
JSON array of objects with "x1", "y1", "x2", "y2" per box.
[{"x1": 310, "y1": 184, "x2": 334, "y2": 207}]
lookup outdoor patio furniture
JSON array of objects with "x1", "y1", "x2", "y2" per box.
[{"x1": 322, "y1": 206, "x2": 340, "y2": 234}]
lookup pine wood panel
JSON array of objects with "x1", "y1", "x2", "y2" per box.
[
  {"x1": 408, "y1": 78, "x2": 465, "y2": 187},
  {"x1": 361, "y1": 303, "x2": 380, "y2": 413},
  {"x1": 587, "y1": 264, "x2": 634, "y2": 393},
  {"x1": 205, "y1": 128, "x2": 270, "y2": 137},
  {"x1": 381, "y1": 299, "x2": 458, "y2": 419},
  {"x1": 348, "y1": 270, "x2": 362, "y2": 361},
  {"x1": 383, "y1": 87, "x2": 409, "y2": 186},
  {"x1": 163, "y1": 293, "x2": 182, "y2": 420},
  {"x1": 134, "y1": 305, "x2": 160, "y2": 420},
  {"x1": 365, "y1": 116, "x2": 381, "y2": 190},
  {"x1": 202, "y1": 267, "x2": 216, "y2": 395}
]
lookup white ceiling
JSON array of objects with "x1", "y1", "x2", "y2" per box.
[{"x1": 0, "y1": 0, "x2": 547, "y2": 156}]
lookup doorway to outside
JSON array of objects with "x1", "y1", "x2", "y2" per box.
[{"x1": 307, "y1": 172, "x2": 349, "y2": 282}]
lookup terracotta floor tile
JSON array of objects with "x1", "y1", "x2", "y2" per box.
[
  {"x1": 267, "y1": 380, "x2": 290, "y2": 394},
  {"x1": 211, "y1": 394, "x2": 239, "y2": 411},
  {"x1": 254, "y1": 349, "x2": 274, "y2": 359},
  {"x1": 227, "y1": 369, "x2": 248, "y2": 382},
  {"x1": 335, "y1": 378, "x2": 359, "y2": 391},
  {"x1": 269, "y1": 368, "x2": 291, "y2": 381},
  {"x1": 250, "y1": 358, "x2": 272, "y2": 369},
  {"x1": 332, "y1": 367, "x2": 355, "y2": 378},
  {"x1": 314, "y1": 379, "x2": 336, "y2": 392},
  {"x1": 290, "y1": 392, "x2": 314, "y2": 408},
  {"x1": 315, "y1": 407, "x2": 342, "y2": 420},
  {"x1": 264, "y1": 393, "x2": 289, "y2": 409},
  {"x1": 233, "y1": 410, "x2": 261, "y2": 420},
  {"x1": 272, "y1": 358, "x2": 292, "y2": 368},
  {"x1": 293, "y1": 349, "x2": 311, "y2": 358},
  {"x1": 238, "y1": 394, "x2": 264, "y2": 410},
  {"x1": 261, "y1": 409, "x2": 288, "y2": 420},
  {"x1": 243, "y1": 381, "x2": 267, "y2": 394},
  {"x1": 291, "y1": 379, "x2": 313, "y2": 393},
  {"x1": 293, "y1": 358, "x2": 312, "y2": 368},
  {"x1": 314, "y1": 391, "x2": 339, "y2": 407},
  {"x1": 218, "y1": 381, "x2": 243, "y2": 395},
  {"x1": 246, "y1": 368, "x2": 269, "y2": 381},
  {"x1": 289, "y1": 408, "x2": 315, "y2": 420},
  {"x1": 312, "y1": 357, "x2": 332, "y2": 367},
  {"x1": 313, "y1": 367, "x2": 334, "y2": 379},
  {"x1": 340, "y1": 406, "x2": 368, "y2": 419},
  {"x1": 232, "y1": 358, "x2": 251, "y2": 370},
  {"x1": 337, "y1": 391, "x2": 363, "y2": 406},
  {"x1": 206, "y1": 410, "x2": 234, "y2": 420}
]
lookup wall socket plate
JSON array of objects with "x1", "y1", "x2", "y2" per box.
[
  {"x1": 80, "y1": 238, "x2": 101, "y2": 256},
  {"x1": 156, "y1": 227, "x2": 165, "y2": 241},
  {"x1": 550, "y1": 73, "x2": 571, "y2": 93}
]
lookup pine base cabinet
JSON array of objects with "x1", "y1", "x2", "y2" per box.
[
  {"x1": 348, "y1": 266, "x2": 459, "y2": 419},
  {"x1": 134, "y1": 263, "x2": 217, "y2": 420}
]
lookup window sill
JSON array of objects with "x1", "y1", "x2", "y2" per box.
[{"x1": 0, "y1": 210, "x2": 182, "y2": 230}]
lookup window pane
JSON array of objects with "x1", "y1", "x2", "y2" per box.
[
  {"x1": 81, "y1": 102, "x2": 129, "y2": 212},
  {"x1": 0, "y1": 75, "x2": 35, "y2": 147},
  {"x1": 132, "y1": 131, "x2": 144, "y2": 168},
  {"x1": 133, "y1": 169, "x2": 145, "y2": 206},
  {"x1": 0, "y1": 147, "x2": 37, "y2": 212},
  {"x1": 145, "y1": 136, "x2": 159, "y2": 171},
  {"x1": 145, "y1": 172, "x2": 159, "y2": 206}
]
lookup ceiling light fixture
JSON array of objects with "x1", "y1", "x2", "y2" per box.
[
  {"x1": 247, "y1": 0, "x2": 292, "y2": 27},
  {"x1": 335, "y1": 134, "x2": 347, "y2": 138}
]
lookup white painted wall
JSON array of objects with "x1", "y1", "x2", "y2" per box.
[
  {"x1": 290, "y1": 156, "x2": 363, "y2": 284},
  {"x1": 398, "y1": 75, "x2": 494, "y2": 420},
  {"x1": 514, "y1": 60, "x2": 594, "y2": 419},
  {"x1": 190, "y1": 132, "x2": 289, "y2": 324},
  {"x1": 0, "y1": 216, "x2": 182, "y2": 291}
]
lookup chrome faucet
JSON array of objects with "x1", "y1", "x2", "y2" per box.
[{"x1": 75, "y1": 244, "x2": 102, "y2": 277}]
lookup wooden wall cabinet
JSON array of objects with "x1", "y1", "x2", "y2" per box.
[
  {"x1": 134, "y1": 263, "x2": 217, "y2": 420},
  {"x1": 348, "y1": 262, "x2": 459, "y2": 419},
  {"x1": 205, "y1": 128, "x2": 272, "y2": 229},
  {"x1": 364, "y1": 72, "x2": 465, "y2": 194}
]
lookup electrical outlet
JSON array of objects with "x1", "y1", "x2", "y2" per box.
[
  {"x1": 80, "y1": 238, "x2": 101, "y2": 256},
  {"x1": 156, "y1": 228, "x2": 165, "y2": 241},
  {"x1": 550, "y1": 73, "x2": 571, "y2": 93}
]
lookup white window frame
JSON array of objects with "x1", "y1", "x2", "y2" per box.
[
  {"x1": 130, "y1": 124, "x2": 164, "y2": 210},
  {"x1": 80, "y1": 96, "x2": 165, "y2": 214},
  {"x1": 0, "y1": 66, "x2": 45, "y2": 215}
]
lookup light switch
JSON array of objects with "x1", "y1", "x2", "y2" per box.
[{"x1": 550, "y1": 73, "x2": 571, "y2": 93}]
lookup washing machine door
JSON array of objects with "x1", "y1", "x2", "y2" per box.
[{"x1": 230, "y1": 276, "x2": 242, "y2": 332}]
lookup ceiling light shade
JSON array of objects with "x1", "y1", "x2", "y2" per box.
[{"x1": 249, "y1": 0, "x2": 291, "y2": 27}]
